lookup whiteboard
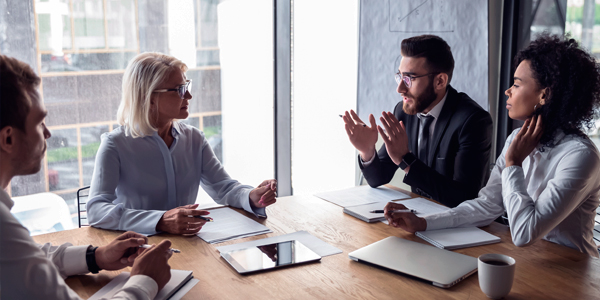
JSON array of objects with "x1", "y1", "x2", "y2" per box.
[{"x1": 357, "y1": 0, "x2": 488, "y2": 120}]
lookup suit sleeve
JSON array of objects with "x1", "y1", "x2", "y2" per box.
[{"x1": 403, "y1": 109, "x2": 493, "y2": 207}]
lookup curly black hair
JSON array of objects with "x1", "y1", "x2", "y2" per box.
[{"x1": 514, "y1": 33, "x2": 600, "y2": 149}]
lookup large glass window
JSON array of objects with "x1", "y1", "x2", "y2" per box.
[{"x1": 3, "y1": 0, "x2": 273, "y2": 235}]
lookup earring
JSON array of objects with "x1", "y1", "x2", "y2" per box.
[{"x1": 534, "y1": 104, "x2": 538, "y2": 110}]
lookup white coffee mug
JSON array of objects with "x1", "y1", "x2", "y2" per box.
[{"x1": 478, "y1": 253, "x2": 516, "y2": 299}]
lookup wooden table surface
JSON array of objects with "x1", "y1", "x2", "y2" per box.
[{"x1": 33, "y1": 188, "x2": 600, "y2": 299}]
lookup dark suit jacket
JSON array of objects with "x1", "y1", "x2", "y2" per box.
[{"x1": 360, "y1": 86, "x2": 493, "y2": 208}]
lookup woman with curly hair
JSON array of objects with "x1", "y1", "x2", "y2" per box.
[{"x1": 383, "y1": 34, "x2": 600, "y2": 257}]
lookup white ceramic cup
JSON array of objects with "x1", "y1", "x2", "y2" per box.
[{"x1": 478, "y1": 253, "x2": 516, "y2": 299}]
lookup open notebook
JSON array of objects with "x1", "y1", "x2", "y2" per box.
[
  {"x1": 415, "y1": 227, "x2": 501, "y2": 250},
  {"x1": 88, "y1": 269, "x2": 194, "y2": 300}
]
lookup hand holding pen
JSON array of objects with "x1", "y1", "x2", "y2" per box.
[
  {"x1": 341, "y1": 109, "x2": 379, "y2": 162},
  {"x1": 383, "y1": 202, "x2": 426, "y2": 233}
]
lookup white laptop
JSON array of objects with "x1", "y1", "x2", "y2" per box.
[{"x1": 348, "y1": 236, "x2": 478, "y2": 288}]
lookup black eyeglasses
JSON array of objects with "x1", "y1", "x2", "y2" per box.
[
  {"x1": 395, "y1": 72, "x2": 439, "y2": 88},
  {"x1": 154, "y1": 79, "x2": 192, "y2": 99}
]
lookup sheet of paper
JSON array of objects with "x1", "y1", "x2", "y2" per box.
[
  {"x1": 216, "y1": 230, "x2": 342, "y2": 257},
  {"x1": 197, "y1": 207, "x2": 272, "y2": 244},
  {"x1": 396, "y1": 197, "x2": 450, "y2": 217},
  {"x1": 88, "y1": 270, "x2": 194, "y2": 300},
  {"x1": 314, "y1": 185, "x2": 411, "y2": 207}
]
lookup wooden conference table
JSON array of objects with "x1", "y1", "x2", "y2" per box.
[{"x1": 33, "y1": 187, "x2": 600, "y2": 299}]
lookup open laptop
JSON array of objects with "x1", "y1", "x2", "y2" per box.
[{"x1": 348, "y1": 236, "x2": 478, "y2": 288}]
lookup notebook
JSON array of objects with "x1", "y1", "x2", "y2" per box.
[
  {"x1": 348, "y1": 236, "x2": 478, "y2": 288},
  {"x1": 343, "y1": 197, "x2": 450, "y2": 223},
  {"x1": 415, "y1": 227, "x2": 501, "y2": 250},
  {"x1": 88, "y1": 269, "x2": 194, "y2": 300}
]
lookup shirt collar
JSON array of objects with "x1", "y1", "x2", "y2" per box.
[
  {"x1": 532, "y1": 129, "x2": 566, "y2": 158},
  {"x1": 418, "y1": 90, "x2": 448, "y2": 120},
  {"x1": 171, "y1": 121, "x2": 182, "y2": 137},
  {"x1": 0, "y1": 188, "x2": 14, "y2": 210}
]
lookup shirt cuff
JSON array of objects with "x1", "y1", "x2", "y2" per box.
[
  {"x1": 422, "y1": 210, "x2": 455, "y2": 231},
  {"x1": 240, "y1": 188, "x2": 267, "y2": 218},
  {"x1": 62, "y1": 245, "x2": 90, "y2": 276},
  {"x1": 501, "y1": 165, "x2": 526, "y2": 198},
  {"x1": 359, "y1": 153, "x2": 376, "y2": 167},
  {"x1": 137, "y1": 210, "x2": 169, "y2": 235},
  {"x1": 116, "y1": 275, "x2": 159, "y2": 299}
]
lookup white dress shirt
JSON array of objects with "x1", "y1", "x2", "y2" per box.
[
  {"x1": 0, "y1": 189, "x2": 158, "y2": 299},
  {"x1": 361, "y1": 91, "x2": 448, "y2": 166},
  {"x1": 87, "y1": 122, "x2": 264, "y2": 234},
  {"x1": 425, "y1": 128, "x2": 600, "y2": 257}
]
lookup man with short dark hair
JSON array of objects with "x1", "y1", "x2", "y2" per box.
[
  {"x1": 343, "y1": 35, "x2": 492, "y2": 207},
  {"x1": 0, "y1": 54, "x2": 173, "y2": 299}
]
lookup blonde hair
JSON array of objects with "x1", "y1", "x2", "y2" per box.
[{"x1": 117, "y1": 52, "x2": 188, "y2": 137}]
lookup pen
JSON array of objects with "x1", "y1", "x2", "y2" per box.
[
  {"x1": 138, "y1": 244, "x2": 181, "y2": 253},
  {"x1": 369, "y1": 209, "x2": 417, "y2": 214},
  {"x1": 339, "y1": 114, "x2": 366, "y2": 127},
  {"x1": 189, "y1": 215, "x2": 214, "y2": 222}
]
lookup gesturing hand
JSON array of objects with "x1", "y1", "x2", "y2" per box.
[
  {"x1": 506, "y1": 115, "x2": 543, "y2": 167},
  {"x1": 383, "y1": 202, "x2": 426, "y2": 233},
  {"x1": 342, "y1": 109, "x2": 379, "y2": 161},
  {"x1": 250, "y1": 179, "x2": 277, "y2": 208},
  {"x1": 130, "y1": 240, "x2": 173, "y2": 291},
  {"x1": 95, "y1": 231, "x2": 148, "y2": 270},
  {"x1": 378, "y1": 111, "x2": 410, "y2": 165},
  {"x1": 155, "y1": 204, "x2": 210, "y2": 235}
]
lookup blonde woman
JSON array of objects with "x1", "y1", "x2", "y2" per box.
[{"x1": 87, "y1": 52, "x2": 277, "y2": 235}]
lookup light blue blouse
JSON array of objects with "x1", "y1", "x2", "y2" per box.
[{"x1": 87, "y1": 122, "x2": 264, "y2": 234}]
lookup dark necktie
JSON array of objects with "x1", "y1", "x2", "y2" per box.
[{"x1": 418, "y1": 115, "x2": 435, "y2": 164}]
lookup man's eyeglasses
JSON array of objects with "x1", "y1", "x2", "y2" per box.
[
  {"x1": 395, "y1": 72, "x2": 439, "y2": 88},
  {"x1": 154, "y1": 79, "x2": 192, "y2": 99}
]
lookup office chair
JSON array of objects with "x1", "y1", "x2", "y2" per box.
[{"x1": 77, "y1": 186, "x2": 91, "y2": 228}]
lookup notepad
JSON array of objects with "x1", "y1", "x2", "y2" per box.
[
  {"x1": 343, "y1": 197, "x2": 450, "y2": 223},
  {"x1": 88, "y1": 269, "x2": 195, "y2": 300},
  {"x1": 197, "y1": 207, "x2": 272, "y2": 244},
  {"x1": 415, "y1": 227, "x2": 501, "y2": 250}
]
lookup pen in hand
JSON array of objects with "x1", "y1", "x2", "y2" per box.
[
  {"x1": 188, "y1": 215, "x2": 214, "y2": 222},
  {"x1": 138, "y1": 244, "x2": 181, "y2": 253},
  {"x1": 339, "y1": 114, "x2": 366, "y2": 127},
  {"x1": 370, "y1": 209, "x2": 417, "y2": 214}
]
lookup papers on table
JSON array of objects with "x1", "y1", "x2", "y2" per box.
[
  {"x1": 197, "y1": 207, "x2": 272, "y2": 244},
  {"x1": 314, "y1": 185, "x2": 411, "y2": 207},
  {"x1": 88, "y1": 270, "x2": 196, "y2": 300},
  {"x1": 345, "y1": 197, "x2": 450, "y2": 223},
  {"x1": 216, "y1": 230, "x2": 342, "y2": 257}
]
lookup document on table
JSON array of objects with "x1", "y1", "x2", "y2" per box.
[
  {"x1": 197, "y1": 207, "x2": 272, "y2": 244},
  {"x1": 314, "y1": 185, "x2": 411, "y2": 207},
  {"x1": 380, "y1": 197, "x2": 450, "y2": 224},
  {"x1": 216, "y1": 230, "x2": 342, "y2": 257},
  {"x1": 88, "y1": 270, "x2": 197, "y2": 300}
]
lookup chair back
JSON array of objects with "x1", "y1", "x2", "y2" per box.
[
  {"x1": 594, "y1": 205, "x2": 600, "y2": 253},
  {"x1": 77, "y1": 186, "x2": 91, "y2": 228}
]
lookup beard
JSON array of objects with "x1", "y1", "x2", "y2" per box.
[{"x1": 402, "y1": 79, "x2": 437, "y2": 115}]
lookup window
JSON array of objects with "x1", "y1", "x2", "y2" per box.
[{"x1": 3, "y1": 0, "x2": 274, "y2": 234}]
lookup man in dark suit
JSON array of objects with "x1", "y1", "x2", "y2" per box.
[{"x1": 343, "y1": 35, "x2": 492, "y2": 208}]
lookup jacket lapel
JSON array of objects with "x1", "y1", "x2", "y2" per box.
[{"x1": 428, "y1": 86, "x2": 459, "y2": 165}]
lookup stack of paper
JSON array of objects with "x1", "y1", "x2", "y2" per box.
[
  {"x1": 216, "y1": 230, "x2": 342, "y2": 257},
  {"x1": 314, "y1": 185, "x2": 411, "y2": 207},
  {"x1": 416, "y1": 227, "x2": 501, "y2": 250},
  {"x1": 197, "y1": 207, "x2": 272, "y2": 244},
  {"x1": 88, "y1": 270, "x2": 197, "y2": 300},
  {"x1": 344, "y1": 197, "x2": 450, "y2": 223}
]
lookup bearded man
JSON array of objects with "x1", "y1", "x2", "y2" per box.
[{"x1": 343, "y1": 35, "x2": 493, "y2": 207}]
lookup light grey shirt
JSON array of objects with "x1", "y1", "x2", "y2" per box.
[
  {"x1": 425, "y1": 129, "x2": 600, "y2": 257},
  {"x1": 87, "y1": 122, "x2": 264, "y2": 234},
  {"x1": 0, "y1": 189, "x2": 158, "y2": 299}
]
